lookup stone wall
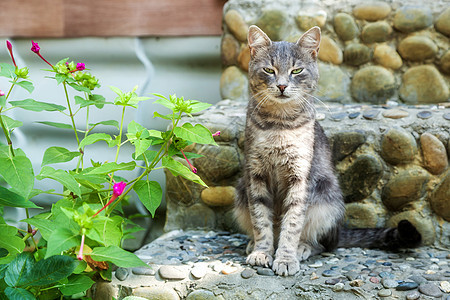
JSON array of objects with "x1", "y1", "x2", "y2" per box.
[
  {"x1": 164, "y1": 101, "x2": 450, "y2": 247},
  {"x1": 220, "y1": 0, "x2": 450, "y2": 104}
]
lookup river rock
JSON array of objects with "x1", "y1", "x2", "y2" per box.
[
  {"x1": 351, "y1": 66, "x2": 396, "y2": 104},
  {"x1": 399, "y1": 65, "x2": 449, "y2": 104},
  {"x1": 224, "y1": 9, "x2": 248, "y2": 42},
  {"x1": 339, "y1": 154, "x2": 383, "y2": 202},
  {"x1": 387, "y1": 210, "x2": 435, "y2": 245},
  {"x1": 381, "y1": 128, "x2": 417, "y2": 165},
  {"x1": 334, "y1": 13, "x2": 359, "y2": 41},
  {"x1": 330, "y1": 130, "x2": 366, "y2": 161},
  {"x1": 394, "y1": 6, "x2": 433, "y2": 33},
  {"x1": 195, "y1": 144, "x2": 240, "y2": 182},
  {"x1": 420, "y1": 132, "x2": 448, "y2": 175},
  {"x1": 361, "y1": 21, "x2": 392, "y2": 43},
  {"x1": 440, "y1": 50, "x2": 450, "y2": 74},
  {"x1": 220, "y1": 66, "x2": 248, "y2": 100},
  {"x1": 353, "y1": 2, "x2": 391, "y2": 21},
  {"x1": 237, "y1": 45, "x2": 250, "y2": 72},
  {"x1": 344, "y1": 202, "x2": 379, "y2": 228},
  {"x1": 201, "y1": 186, "x2": 236, "y2": 207},
  {"x1": 382, "y1": 108, "x2": 409, "y2": 119},
  {"x1": 296, "y1": 10, "x2": 327, "y2": 31},
  {"x1": 158, "y1": 265, "x2": 188, "y2": 280},
  {"x1": 373, "y1": 44, "x2": 402, "y2": 70},
  {"x1": 133, "y1": 287, "x2": 180, "y2": 300},
  {"x1": 186, "y1": 290, "x2": 216, "y2": 300},
  {"x1": 382, "y1": 167, "x2": 429, "y2": 210},
  {"x1": 435, "y1": 7, "x2": 450, "y2": 36},
  {"x1": 166, "y1": 170, "x2": 203, "y2": 206},
  {"x1": 318, "y1": 36, "x2": 343, "y2": 65},
  {"x1": 255, "y1": 10, "x2": 289, "y2": 41},
  {"x1": 398, "y1": 36, "x2": 438, "y2": 61},
  {"x1": 430, "y1": 171, "x2": 450, "y2": 221},
  {"x1": 344, "y1": 43, "x2": 372, "y2": 66},
  {"x1": 316, "y1": 63, "x2": 351, "y2": 102},
  {"x1": 221, "y1": 34, "x2": 240, "y2": 66},
  {"x1": 419, "y1": 283, "x2": 443, "y2": 298}
]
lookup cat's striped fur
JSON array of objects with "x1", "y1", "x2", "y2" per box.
[{"x1": 234, "y1": 25, "x2": 421, "y2": 276}]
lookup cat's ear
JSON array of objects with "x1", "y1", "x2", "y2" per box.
[
  {"x1": 297, "y1": 26, "x2": 321, "y2": 59},
  {"x1": 248, "y1": 25, "x2": 272, "y2": 57}
]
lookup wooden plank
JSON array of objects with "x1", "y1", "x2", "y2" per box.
[{"x1": 0, "y1": 0, "x2": 226, "y2": 38}]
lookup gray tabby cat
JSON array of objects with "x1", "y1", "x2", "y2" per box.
[{"x1": 234, "y1": 25, "x2": 421, "y2": 276}]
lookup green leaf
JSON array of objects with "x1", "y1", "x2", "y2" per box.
[
  {"x1": 189, "y1": 100, "x2": 212, "y2": 113},
  {"x1": 79, "y1": 133, "x2": 112, "y2": 149},
  {"x1": 4, "y1": 252, "x2": 35, "y2": 287},
  {"x1": 45, "y1": 228, "x2": 80, "y2": 259},
  {"x1": 22, "y1": 218, "x2": 54, "y2": 241},
  {"x1": 58, "y1": 274, "x2": 95, "y2": 296},
  {"x1": 162, "y1": 156, "x2": 207, "y2": 187},
  {"x1": 17, "y1": 255, "x2": 78, "y2": 288},
  {"x1": 41, "y1": 146, "x2": 81, "y2": 166},
  {"x1": 88, "y1": 216, "x2": 123, "y2": 247},
  {"x1": 4, "y1": 287, "x2": 36, "y2": 300},
  {"x1": 11, "y1": 81, "x2": 34, "y2": 93},
  {"x1": 37, "y1": 121, "x2": 74, "y2": 130},
  {"x1": 89, "y1": 120, "x2": 119, "y2": 130},
  {"x1": 90, "y1": 246, "x2": 146, "y2": 267},
  {"x1": 9, "y1": 99, "x2": 65, "y2": 112},
  {"x1": 174, "y1": 123, "x2": 218, "y2": 146},
  {"x1": 85, "y1": 162, "x2": 136, "y2": 175},
  {"x1": 133, "y1": 180, "x2": 162, "y2": 217},
  {"x1": 0, "y1": 227, "x2": 25, "y2": 258},
  {"x1": 37, "y1": 166, "x2": 81, "y2": 197},
  {"x1": 0, "y1": 152, "x2": 34, "y2": 198},
  {"x1": 133, "y1": 150, "x2": 158, "y2": 162},
  {"x1": 0, "y1": 63, "x2": 15, "y2": 79},
  {"x1": 68, "y1": 82, "x2": 91, "y2": 93},
  {"x1": 153, "y1": 111, "x2": 172, "y2": 120},
  {"x1": 1, "y1": 116, "x2": 23, "y2": 131},
  {"x1": 0, "y1": 186, "x2": 40, "y2": 208},
  {"x1": 75, "y1": 94, "x2": 109, "y2": 109}
]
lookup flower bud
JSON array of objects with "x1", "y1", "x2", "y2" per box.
[
  {"x1": 113, "y1": 181, "x2": 127, "y2": 196},
  {"x1": 31, "y1": 40, "x2": 40, "y2": 53},
  {"x1": 76, "y1": 63, "x2": 86, "y2": 71}
]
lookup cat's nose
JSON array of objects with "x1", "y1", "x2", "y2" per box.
[{"x1": 277, "y1": 85, "x2": 287, "y2": 93}]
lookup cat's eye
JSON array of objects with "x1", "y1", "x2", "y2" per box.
[
  {"x1": 263, "y1": 67, "x2": 275, "y2": 74},
  {"x1": 292, "y1": 68, "x2": 303, "y2": 75}
]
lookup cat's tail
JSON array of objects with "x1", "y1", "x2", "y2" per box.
[{"x1": 337, "y1": 220, "x2": 422, "y2": 250}]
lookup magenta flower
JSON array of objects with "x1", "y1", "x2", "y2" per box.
[
  {"x1": 0, "y1": 90, "x2": 4, "y2": 97},
  {"x1": 180, "y1": 149, "x2": 197, "y2": 173},
  {"x1": 6, "y1": 40, "x2": 17, "y2": 68},
  {"x1": 92, "y1": 181, "x2": 127, "y2": 218},
  {"x1": 76, "y1": 63, "x2": 86, "y2": 71},
  {"x1": 77, "y1": 232, "x2": 85, "y2": 260},
  {"x1": 31, "y1": 40, "x2": 40, "y2": 53},
  {"x1": 212, "y1": 131, "x2": 221, "y2": 137}
]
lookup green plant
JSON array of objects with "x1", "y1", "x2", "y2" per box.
[{"x1": 0, "y1": 40, "x2": 217, "y2": 299}]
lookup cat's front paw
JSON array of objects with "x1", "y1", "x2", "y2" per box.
[
  {"x1": 272, "y1": 255, "x2": 300, "y2": 276},
  {"x1": 246, "y1": 251, "x2": 273, "y2": 268},
  {"x1": 297, "y1": 243, "x2": 312, "y2": 261}
]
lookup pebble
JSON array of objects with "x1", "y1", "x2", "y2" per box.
[
  {"x1": 322, "y1": 269, "x2": 340, "y2": 277},
  {"x1": 382, "y1": 109, "x2": 409, "y2": 119},
  {"x1": 257, "y1": 267, "x2": 275, "y2": 276},
  {"x1": 379, "y1": 271, "x2": 395, "y2": 279},
  {"x1": 186, "y1": 290, "x2": 216, "y2": 300},
  {"x1": 316, "y1": 113, "x2": 326, "y2": 121},
  {"x1": 191, "y1": 266, "x2": 208, "y2": 279},
  {"x1": 419, "y1": 283, "x2": 443, "y2": 298},
  {"x1": 441, "y1": 281, "x2": 450, "y2": 293},
  {"x1": 132, "y1": 266, "x2": 157, "y2": 276},
  {"x1": 369, "y1": 277, "x2": 380, "y2": 284},
  {"x1": 158, "y1": 265, "x2": 187, "y2": 280},
  {"x1": 444, "y1": 113, "x2": 450, "y2": 121},
  {"x1": 363, "y1": 109, "x2": 380, "y2": 120},
  {"x1": 321, "y1": 252, "x2": 335, "y2": 257},
  {"x1": 382, "y1": 278, "x2": 399, "y2": 288},
  {"x1": 378, "y1": 289, "x2": 392, "y2": 297},
  {"x1": 406, "y1": 291, "x2": 421, "y2": 300},
  {"x1": 325, "y1": 278, "x2": 342, "y2": 285},
  {"x1": 221, "y1": 265, "x2": 238, "y2": 275},
  {"x1": 348, "y1": 112, "x2": 360, "y2": 119},
  {"x1": 115, "y1": 268, "x2": 130, "y2": 281},
  {"x1": 333, "y1": 282, "x2": 345, "y2": 292},
  {"x1": 417, "y1": 110, "x2": 432, "y2": 119},
  {"x1": 330, "y1": 112, "x2": 348, "y2": 121},
  {"x1": 346, "y1": 271, "x2": 360, "y2": 281},
  {"x1": 308, "y1": 261, "x2": 323, "y2": 268},
  {"x1": 241, "y1": 268, "x2": 255, "y2": 279},
  {"x1": 423, "y1": 273, "x2": 445, "y2": 281},
  {"x1": 349, "y1": 279, "x2": 364, "y2": 287}
]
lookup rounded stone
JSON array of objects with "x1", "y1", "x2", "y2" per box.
[
  {"x1": 195, "y1": 144, "x2": 240, "y2": 182},
  {"x1": 241, "y1": 268, "x2": 256, "y2": 279},
  {"x1": 398, "y1": 36, "x2": 438, "y2": 61},
  {"x1": 361, "y1": 21, "x2": 392, "y2": 43},
  {"x1": 296, "y1": 10, "x2": 327, "y2": 31},
  {"x1": 378, "y1": 289, "x2": 392, "y2": 297},
  {"x1": 257, "y1": 267, "x2": 275, "y2": 276},
  {"x1": 318, "y1": 36, "x2": 343, "y2": 65},
  {"x1": 344, "y1": 202, "x2": 379, "y2": 228},
  {"x1": 344, "y1": 43, "x2": 373, "y2": 66},
  {"x1": 439, "y1": 50, "x2": 450, "y2": 74},
  {"x1": 363, "y1": 109, "x2": 380, "y2": 120},
  {"x1": 158, "y1": 265, "x2": 188, "y2": 280},
  {"x1": 132, "y1": 266, "x2": 157, "y2": 276},
  {"x1": 381, "y1": 128, "x2": 417, "y2": 165},
  {"x1": 405, "y1": 290, "x2": 421, "y2": 300},
  {"x1": 316, "y1": 63, "x2": 351, "y2": 102},
  {"x1": 419, "y1": 283, "x2": 443, "y2": 298},
  {"x1": 430, "y1": 171, "x2": 450, "y2": 221},
  {"x1": 398, "y1": 281, "x2": 420, "y2": 291},
  {"x1": 387, "y1": 210, "x2": 435, "y2": 245},
  {"x1": 201, "y1": 186, "x2": 236, "y2": 207},
  {"x1": 382, "y1": 278, "x2": 399, "y2": 288},
  {"x1": 420, "y1": 132, "x2": 448, "y2": 175},
  {"x1": 186, "y1": 290, "x2": 216, "y2": 300},
  {"x1": 394, "y1": 6, "x2": 433, "y2": 33},
  {"x1": 166, "y1": 168, "x2": 203, "y2": 206},
  {"x1": 374, "y1": 44, "x2": 402, "y2": 70},
  {"x1": 382, "y1": 108, "x2": 409, "y2": 119},
  {"x1": 382, "y1": 167, "x2": 429, "y2": 210},
  {"x1": 183, "y1": 203, "x2": 216, "y2": 229},
  {"x1": 351, "y1": 66, "x2": 396, "y2": 104},
  {"x1": 115, "y1": 267, "x2": 129, "y2": 281},
  {"x1": 255, "y1": 10, "x2": 289, "y2": 41},
  {"x1": 435, "y1": 7, "x2": 450, "y2": 36},
  {"x1": 220, "y1": 66, "x2": 248, "y2": 100},
  {"x1": 353, "y1": 2, "x2": 391, "y2": 21},
  {"x1": 190, "y1": 265, "x2": 208, "y2": 279},
  {"x1": 339, "y1": 154, "x2": 383, "y2": 202},
  {"x1": 334, "y1": 13, "x2": 359, "y2": 41},
  {"x1": 399, "y1": 65, "x2": 449, "y2": 104},
  {"x1": 224, "y1": 9, "x2": 248, "y2": 42},
  {"x1": 330, "y1": 130, "x2": 366, "y2": 161},
  {"x1": 133, "y1": 287, "x2": 180, "y2": 300},
  {"x1": 237, "y1": 45, "x2": 251, "y2": 72},
  {"x1": 221, "y1": 34, "x2": 240, "y2": 67},
  {"x1": 417, "y1": 111, "x2": 432, "y2": 119}
]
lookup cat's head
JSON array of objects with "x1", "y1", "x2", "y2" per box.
[{"x1": 247, "y1": 25, "x2": 321, "y2": 107}]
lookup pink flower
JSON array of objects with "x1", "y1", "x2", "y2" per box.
[
  {"x1": 77, "y1": 233, "x2": 85, "y2": 260},
  {"x1": 6, "y1": 41, "x2": 12, "y2": 51},
  {"x1": 212, "y1": 131, "x2": 221, "y2": 137},
  {"x1": 92, "y1": 181, "x2": 127, "y2": 218},
  {"x1": 180, "y1": 149, "x2": 197, "y2": 173},
  {"x1": 31, "y1": 40, "x2": 40, "y2": 53},
  {"x1": 6, "y1": 40, "x2": 17, "y2": 67},
  {"x1": 0, "y1": 90, "x2": 4, "y2": 97},
  {"x1": 76, "y1": 63, "x2": 86, "y2": 71}
]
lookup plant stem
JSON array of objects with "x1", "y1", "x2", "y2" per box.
[
  {"x1": 114, "y1": 106, "x2": 126, "y2": 163},
  {"x1": 0, "y1": 79, "x2": 18, "y2": 157},
  {"x1": 63, "y1": 82, "x2": 80, "y2": 147}
]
